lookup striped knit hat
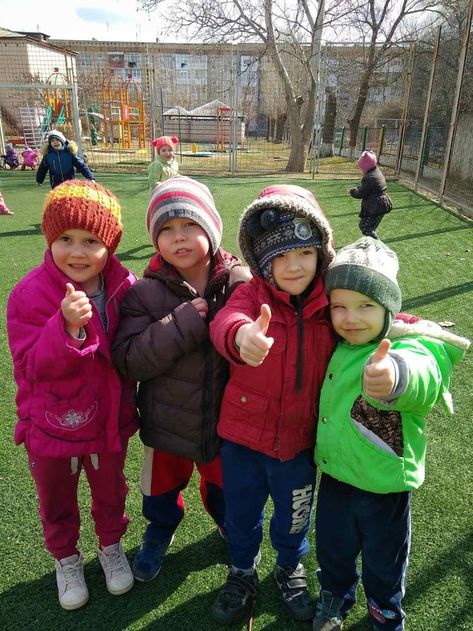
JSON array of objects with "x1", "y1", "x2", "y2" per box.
[
  {"x1": 357, "y1": 150, "x2": 377, "y2": 174},
  {"x1": 239, "y1": 184, "x2": 335, "y2": 283},
  {"x1": 42, "y1": 180, "x2": 122, "y2": 253},
  {"x1": 147, "y1": 176, "x2": 223, "y2": 254}
]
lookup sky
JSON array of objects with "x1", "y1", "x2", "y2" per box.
[{"x1": 0, "y1": 0, "x2": 171, "y2": 42}]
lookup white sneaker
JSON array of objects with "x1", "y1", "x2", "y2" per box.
[
  {"x1": 55, "y1": 553, "x2": 89, "y2": 610},
  {"x1": 98, "y1": 542, "x2": 134, "y2": 595}
]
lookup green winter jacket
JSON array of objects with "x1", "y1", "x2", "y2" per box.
[
  {"x1": 316, "y1": 318, "x2": 469, "y2": 493},
  {"x1": 148, "y1": 156, "x2": 179, "y2": 191}
]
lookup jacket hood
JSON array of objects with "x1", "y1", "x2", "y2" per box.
[
  {"x1": 41, "y1": 140, "x2": 78, "y2": 156},
  {"x1": 239, "y1": 189, "x2": 335, "y2": 279},
  {"x1": 388, "y1": 317, "x2": 470, "y2": 413}
]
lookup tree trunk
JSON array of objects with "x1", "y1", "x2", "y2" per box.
[
  {"x1": 274, "y1": 113, "x2": 287, "y2": 143},
  {"x1": 348, "y1": 72, "x2": 370, "y2": 152},
  {"x1": 320, "y1": 89, "x2": 337, "y2": 157}
]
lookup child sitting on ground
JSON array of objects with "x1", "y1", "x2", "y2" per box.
[
  {"x1": 148, "y1": 135, "x2": 179, "y2": 191},
  {"x1": 1, "y1": 143, "x2": 19, "y2": 169},
  {"x1": 21, "y1": 146, "x2": 40, "y2": 170},
  {"x1": 313, "y1": 237, "x2": 469, "y2": 631}
]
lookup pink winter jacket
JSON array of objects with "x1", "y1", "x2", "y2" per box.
[
  {"x1": 22, "y1": 148, "x2": 39, "y2": 168},
  {"x1": 7, "y1": 250, "x2": 139, "y2": 458}
]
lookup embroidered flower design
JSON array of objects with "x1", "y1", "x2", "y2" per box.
[{"x1": 45, "y1": 402, "x2": 98, "y2": 431}]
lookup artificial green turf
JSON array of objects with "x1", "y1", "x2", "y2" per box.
[{"x1": 0, "y1": 170, "x2": 472, "y2": 630}]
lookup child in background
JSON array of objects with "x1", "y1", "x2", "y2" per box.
[
  {"x1": 21, "y1": 146, "x2": 40, "y2": 170},
  {"x1": 36, "y1": 130, "x2": 94, "y2": 189},
  {"x1": 112, "y1": 176, "x2": 251, "y2": 582},
  {"x1": 0, "y1": 185, "x2": 13, "y2": 215},
  {"x1": 7, "y1": 180, "x2": 138, "y2": 610},
  {"x1": 313, "y1": 237, "x2": 469, "y2": 631},
  {"x1": 148, "y1": 135, "x2": 179, "y2": 191},
  {"x1": 1, "y1": 143, "x2": 19, "y2": 169},
  {"x1": 209, "y1": 185, "x2": 336, "y2": 624},
  {"x1": 349, "y1": 150, "x2": 392, "y2": 240}
]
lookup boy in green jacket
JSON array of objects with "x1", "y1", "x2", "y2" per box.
[{"x1": 313, "y1": 237, "x2": 469, "y2": 631}]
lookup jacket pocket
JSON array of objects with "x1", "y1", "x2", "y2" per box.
[
  {"x1": 351, "y1": 396, "x2": 403, "y2": 455},
  {"x1": 32, "y1": 382, "x2": 102, "y2": 443},
  {"x1": 219, "y1": 381, "x2": 269, "y2": 443}
]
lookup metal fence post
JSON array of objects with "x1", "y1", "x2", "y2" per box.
[
  {"x1": 414, "y1": 27, "x2": 441, "y2": 189},
  {"x1": 439, "y1": 0, "x2": 473, "y2": 202},
  {"x1": 377, "y1": 125, "x2": 385, "y2": 160},
  {"x1": 338, "y1": 127, "x2": 345, "y2": 156}
]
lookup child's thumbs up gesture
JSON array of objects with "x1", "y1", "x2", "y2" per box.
[
  {"x1": 363, "y1": 338, "x2": 395, "y2": 400},
  {"x1": 235, "y1": 304, "x2": 274, "y2": 367},
  {"x1": 61, "y1": 282, "x2": 93, "y2": 337}
]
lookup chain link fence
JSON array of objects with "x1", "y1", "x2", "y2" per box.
[{"x1": 1, "y1": 27, "x2": 472, "y2": 213}]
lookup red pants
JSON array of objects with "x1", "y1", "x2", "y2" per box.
[
  {"x1": 140, "y1": 447, "x2": 224, "y2": 542},
  {"x1": 28, "y1": 447, "x2": 129, "y2": 560}
]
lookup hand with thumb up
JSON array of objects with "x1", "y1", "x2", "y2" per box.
[
  {"x1": 363, "y1": 338, "x2": 395, "y2": 400},
  {"x1": 235, "y1": 304, "x2": 274, "y2": 367},
  {"x1": 61, "y1": 282, "x2": 93, "y2": 338}
]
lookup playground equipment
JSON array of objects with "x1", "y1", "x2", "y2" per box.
[
  {"x1": 216, "y1": 105, "x2": 231, "y2": 151},
  {"x1": 101, "y1": 72, "x2": 146, "y2": 150},
  {"x1": 46, "y1": 69, "x2": 72, "y2": 125}
]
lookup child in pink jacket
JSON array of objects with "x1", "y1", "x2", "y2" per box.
[
  {"x1": 7, "y1": 180, "x2": 138, "y2": 610},
  {"x1": 21, "y1": 146, "x2": 39, "y2": 170}
]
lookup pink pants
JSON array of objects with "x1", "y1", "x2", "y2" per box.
[{"x1": 28, "y1": 446, "x2": 129, "y2": 560}]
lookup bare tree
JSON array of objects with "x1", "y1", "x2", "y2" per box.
[
  {"x1": 338, "y1": 0, "x2": 440, "y2": 156},
  {"x1": 139, "y1": 0, "x2": 332, "y2": 172}
]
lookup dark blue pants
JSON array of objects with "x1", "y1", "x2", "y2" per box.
[
  {"x1": 315, "y1": 474, "x2": 411, "y2": 631},
  {"x1": 221, "y1": 440, "x2": 316, "y2": 569},
  {"x1": 359, "y1": 215, "x2": 383, "y2": 239}
]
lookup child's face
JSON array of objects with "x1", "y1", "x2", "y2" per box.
[
  {"x1": 157, "y1": 217, "x2": 210, "y2": 274},
  {"x1": 51, "y1": 228, "x2": 109, "y2": 294},
  {"x1": 159, "y1": 145, "x2": 174, "y2": 161},
  {"x1": 50, "y1": 139, "x2": 63, "y2": 150},
  {"x1": 329, "y1": 288, "x2": 385, "y2": 345},
  {"x1": 271, "y1": 247, "x2": 318, "y2": 295}
]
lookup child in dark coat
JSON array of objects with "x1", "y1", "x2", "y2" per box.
[
  {"x1": 349, "y1": 150, "x2": 392, "y2": 239},
  {"x1": 36, "y1": 130, "x2": 94, "y2": 189},
  {"x1": 1, "y1": 144, "x2": 19, "y2": 169}
]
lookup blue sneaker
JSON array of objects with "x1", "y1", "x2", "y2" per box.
[{"x1": 132, "y1": 534, "x2": 174, "y2": 582}]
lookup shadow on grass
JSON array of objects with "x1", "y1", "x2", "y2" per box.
[
  {"x1": 405, "y1": 530, "x2": 473, "y2": 629},
  {"x1": 402, "y1": 281, "x2": 473, "y2": 310},
  {"x1": 384, "y1": 224, "x2": 471, "y2": 244},
  {"x1": 0, "y1": 224, "x2": 42, "y2": 238},
  {"x1": 0, "y1": 530, "x2": 232, "y2": 631},
  {"x1": 117, "y1": 244, "x2": 154, "y2": 262}
]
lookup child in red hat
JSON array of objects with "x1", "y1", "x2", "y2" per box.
[{"x1": 148, "y1": 135, "x2": 179, "y2": 191}]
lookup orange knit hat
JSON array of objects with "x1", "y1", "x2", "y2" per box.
[{"x1": 42, "y1": 180, "x2": 123, "y2": 253}]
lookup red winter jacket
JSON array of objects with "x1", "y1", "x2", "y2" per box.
[{"x1": 210, "y1": 275, "x2": 336, "y2": 461}]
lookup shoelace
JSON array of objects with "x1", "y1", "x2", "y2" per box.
[
  {"x1": 61, "y1": 560, "x2": 82, "y2": 586},
  {"x1": 104, "y1": 547, "x2": 127, "y2": 576}
]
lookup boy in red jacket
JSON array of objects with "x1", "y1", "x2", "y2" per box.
[{"x1": 210, "y1": 185, "x2": 336, "y2": 624}]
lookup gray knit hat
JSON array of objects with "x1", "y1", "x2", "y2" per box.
[
  {"x1": 239, "y1": 184, "x2": 335, "y2": 283},
  {"x1": 325, "y1": 237, "x2": 402, "y2": 338}
]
